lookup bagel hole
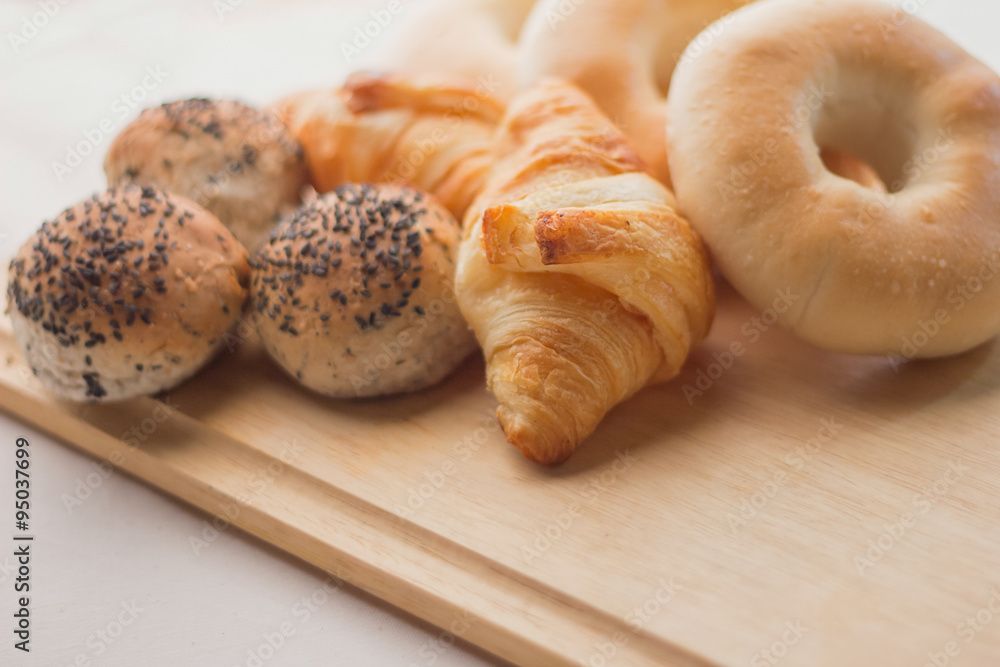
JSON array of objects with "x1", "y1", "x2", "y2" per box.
[
  {"x1": 812, "y1": 68, "x2": 920, "y2": 193},
  {"x1": 820, "y1": 148, "x2": 887, "y2": 193}
]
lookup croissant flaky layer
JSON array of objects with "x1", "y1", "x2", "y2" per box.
[
  {"x1": 271, "y1": 72, "x2": 504, "y2": 220},
  {"x1": 457, "y1": 80, "x2": 714, "y2": 464}
]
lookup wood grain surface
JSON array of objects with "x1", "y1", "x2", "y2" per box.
[{"x1": 1, "y1": 273, "x2": 998, "y2": 667}]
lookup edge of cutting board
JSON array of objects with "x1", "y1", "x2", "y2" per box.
[{"x1": 0, "y1": 328, "x2": 716, "y2": 667}]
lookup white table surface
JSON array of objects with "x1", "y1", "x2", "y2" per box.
[{"x1": 0, "y1": 0, "x2": 998, "y2": 665}]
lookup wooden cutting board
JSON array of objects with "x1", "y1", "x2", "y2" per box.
[{"x1": 1, "y1": 275, "x2": 998, "y2": 667}]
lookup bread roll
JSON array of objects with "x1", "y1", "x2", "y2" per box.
[
  {"x1": 251, "y1": 184, "x2": 475, "y2": 397},
  {"x1": 105, "y1": 98, "x2": 308, "y2": 250},
  {"x1": 7, "y1": 184, "x2": 250, "y2": 401}
]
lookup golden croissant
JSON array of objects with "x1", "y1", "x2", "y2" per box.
[
  {"x1": 271, "y1": 72, "x2": 504, "y2": 219},
  {"x1": 456, "y1": 80, "x2": 715, "y2": 464}
]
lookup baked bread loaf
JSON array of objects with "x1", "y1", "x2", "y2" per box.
[
  {"x1": 271, "y1": 72, "x2": 504, "y2": 221},
  {"x1": 252, "y1": 183, "x2": 475, "y2": 397},
  {"x1": 457, "y1": 80, "x2": 714, "y2": 464},
  {"x1": 105, "y1": 98, "x2": 308, "y2": 251},
  {"x1": 667, "y1": 0, "x2": 1000, "y2": 357},
  {"x1": 518, "y1": 0, "x2": 755, "y2": 184},
  {"x1": 7, "y1": 184, "x2": 250, "y2": 401}
]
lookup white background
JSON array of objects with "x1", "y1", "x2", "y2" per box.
[{"x1": 0, "y1": 0, "x2": 998, "y2": 665}]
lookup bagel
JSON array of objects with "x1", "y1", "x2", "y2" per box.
[
  {"x1": 518, "y1": 0, "x2": 755, "y2": 184},
  {"x1": 666, "y1": 0, "x2": 1000, "y2": 358}
]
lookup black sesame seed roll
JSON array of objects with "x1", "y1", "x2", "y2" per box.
[
  {"x1": 7, "y1": 184, "x2": 250, "y2": 401},
  {"x1": 105, "y1": 98, "x2": 308, "y2": 251},
  {"x1": 251, "y1": 183, "x2": 476, "y2": 397}
]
